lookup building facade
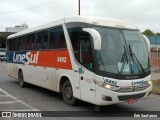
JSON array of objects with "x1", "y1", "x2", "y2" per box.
[
  {"x1": 0, "y1": 32, "x2": 14, "y2": 48},
  {"x1": 5, "y1": 23, "x2": 28, "y2": 33}
]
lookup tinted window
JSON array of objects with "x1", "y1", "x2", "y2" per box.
[
  {"x1": 49, "y1": 26, "x2": 66, "y2": 49},
  {"x1": 68, "y1": 27, "x2": 93, "y2": 70},
  {"x1": 68, "y1": 27, "x2": 90, "y2": 61},
  {"x1": 37, "y1": 30, "x2": 48, "y2": 49},
  {"x1": 18, "y1": 36, "x2": 26, "y2": 51},
  {"x1": 26, "y1": 34, "x2": 35, "y2": 50},
  {"x1": 79, "y1": 37, "x2": 93, "y2": 70},
  {"x1": 7, "y1": 39, "x2": 11, "y2": 51},
  {"x1": 12, "y1": 38, "x2": 18, "y2": 51}
]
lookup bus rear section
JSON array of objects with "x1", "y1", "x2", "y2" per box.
[{"x1": 6, "y1": 16, "x2": 152, "y2": 106}]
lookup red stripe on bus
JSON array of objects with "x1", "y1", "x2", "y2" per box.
[{"x1": 29, "y1": 49, "x2": 72, "y2": 70}]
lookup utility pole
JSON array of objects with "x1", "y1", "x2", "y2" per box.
[{"x1": 78, "y1": 0, "x2": 80, "y2": 16}]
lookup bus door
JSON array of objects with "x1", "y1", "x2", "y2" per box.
[{"x1": 77, "y1": 36, "x2": 96, "y2": 103}]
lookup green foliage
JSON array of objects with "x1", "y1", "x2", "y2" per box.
[
  {"x1": 142, "y1": 29, "x2": 155, "y2": 36},
  {"x1": 156, "y1": 32, "x2": 160, "y2": 36}
]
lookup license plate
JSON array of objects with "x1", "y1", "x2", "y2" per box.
[{"x1": 127, "y1": 98, "x2": 138, "y2": 104}]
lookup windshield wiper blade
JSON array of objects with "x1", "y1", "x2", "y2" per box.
[
  {"x1": 97, "y1": 52, "x2": 105, "y2": 70},
  {"x1": 128, "y1": 45, "x2": 146, "y2": 74},
  {"x1": 119, "y1": 45, "x2": 128, "y2": 75}
]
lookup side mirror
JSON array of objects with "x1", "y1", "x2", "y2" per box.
[
  {"x1": 143, "y1": 35, "x2": 150, "y2": 52},
  {"x1": 82, "y1": 28, "x2": 101, "y2": 50}
]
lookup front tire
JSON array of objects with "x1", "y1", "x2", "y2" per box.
[
  {"x1": 18, "y1": 71, "x2": 26, "y2": 88},
  {"x1": 62, "y1": 80, "x2": 76, "y2": 106}
]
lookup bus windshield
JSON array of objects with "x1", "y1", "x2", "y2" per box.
[{"x1": 92, "y1": 26, "x2": 150, "y2": 76}]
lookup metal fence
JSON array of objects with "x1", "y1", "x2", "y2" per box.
[{"x1": 147, "y1": 36, "x2": 160, "y2": 73}]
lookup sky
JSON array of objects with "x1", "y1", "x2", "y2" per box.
[{"x1": 0, "y1": 0, "x2": 160, "y2": 33}]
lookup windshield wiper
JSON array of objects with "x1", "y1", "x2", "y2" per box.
[
  {"x1": 128, "y1": 45, "x2": 146, "y2": 74},
  {"x1": 97, "y1": 52, "x2": 105, "y2": 71},
  {"x1": 119, "y1": 45, "x2": 128, "y2": 75}
]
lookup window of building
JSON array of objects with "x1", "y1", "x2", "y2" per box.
[
  {"x1": 26, "y1": 34, "x2": 35, "y2": 50},
  {"x1": 18, "y1": 36, "x2": 26, "y2": 51},
  {"x1": 37, "y1": 30, "x2": 49, "y2": 50},
  {"x1": 49, "y1": 26, "x2": 66, "y2": 49}
]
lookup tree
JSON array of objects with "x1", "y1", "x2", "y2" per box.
[
  {"x1": 142, "y1": 29, "x2": 155, "y2": 36},
  {"x1": 156, "y1": 32, "x2": 160, "y2": 36}
]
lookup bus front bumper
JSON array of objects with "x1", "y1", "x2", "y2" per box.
[{"x1": 95, "y1": 85, "x2": 152, "y2": 106}]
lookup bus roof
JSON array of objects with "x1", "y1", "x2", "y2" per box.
[{"x1": 8, "y1": 16, "x2": 138, "y2": 39}]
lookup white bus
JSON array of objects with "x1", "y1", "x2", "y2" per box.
[{"x1": 6, "y1": 16, "x2": 152, "y2": 106}]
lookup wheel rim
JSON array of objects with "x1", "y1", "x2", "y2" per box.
[{"x1": 65, "y1": 86, "x2": 72, "y2": 99}]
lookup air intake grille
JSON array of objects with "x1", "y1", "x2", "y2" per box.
[
  {"x1": 116, "y1": 85, "x2": 150, "y2": 93},
  {"x1": 118, "y1": 93, "x2": 146, "y2": 101}
]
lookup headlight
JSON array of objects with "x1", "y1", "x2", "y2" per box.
[
  {"x1": 149, "y1": 81, "x2": 152, "y2": 86},
  {"x1": 93, "y1": 80, "x2": 118, "y2": 91},
  {"x1": 105, "y1": 84, "x2": 111, "y2": 89}
]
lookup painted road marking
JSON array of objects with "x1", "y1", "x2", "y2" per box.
[
  {"x1": 0, "y1": 95, "x2": 10, "y2": 97},
  {"x1": 0, "y1": 88, "x2": 39, "y2": 111}
]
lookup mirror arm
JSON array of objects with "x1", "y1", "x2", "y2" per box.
[{"x1": 82, "y1": 28, "x2": 101, "y2": 50}]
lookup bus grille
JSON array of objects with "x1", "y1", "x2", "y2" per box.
[
  {"x1": 116, "y1": 85, "x2": 150, "y2": 93},
  {"x1": 118, "y1": 93, "x2": 146, "y2": 101}
]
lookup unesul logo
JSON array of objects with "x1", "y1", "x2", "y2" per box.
[
  {"x1": 13, "y1": 52, "x2": 39, "y2": 64},
  {"x1": 131, "y1": 80, "x2": 148, "y2": 86}
]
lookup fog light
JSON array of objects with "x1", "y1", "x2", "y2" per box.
[{"x1": 102, "y1": 95, "x2": 112, "y2": 101}]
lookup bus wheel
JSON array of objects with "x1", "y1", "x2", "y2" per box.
[
  {"x1": 18, "y1": 71, "x2": 26, "y2": 88},
  {"x1": 62, "y1": 80, "x2": 76, "y2": 106}
]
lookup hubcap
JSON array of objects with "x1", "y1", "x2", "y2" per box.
[{"x1": 65, "y1": 86, "x2": 72, "y2": 99}]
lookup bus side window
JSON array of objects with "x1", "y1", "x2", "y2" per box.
[
  {"x1": 36, "y1": 33, "x2": 41, "y2": 50},
  {"x1": 19, "y1": 36, "x2": 26, "y2": 51},
  {"x1": 50, "y1": 26, "x2": 66, "y2": 49},
  {"x1": 27, "y1": 34, "x2": 35, "y2": 50},
  {"x1": 37, "y1": 30, "x2": 48, "y2": 50},
  {"x1": 11, "y1": 38, "x2": 18, "y2": 51},
  {"x1": 43, "y1": 31, "x2": 49, "y2": 49},
  {"x1": 7, "y1": 39, "x2": 11, "y2": 51},
  {"x1": 49, "y1": 29, "x2": 54, "y2": 49},
  {"x1": 67, "y1": 27, "x2": 82, "y2": 61}
]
